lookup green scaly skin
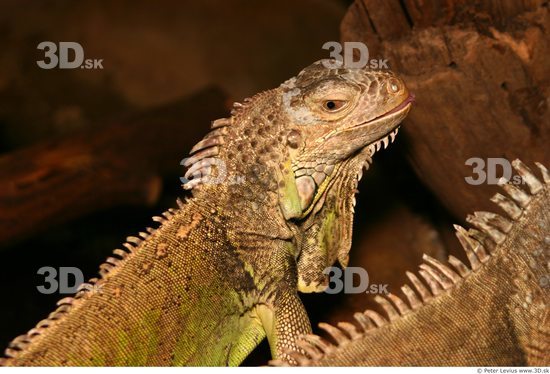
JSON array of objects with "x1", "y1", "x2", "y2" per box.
[{"x1": 1, "y1": 59, "x2": 413, "y2": 366}]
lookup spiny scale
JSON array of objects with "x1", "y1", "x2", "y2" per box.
[
  {"x1": 367, "y1": 127, "x2": 400, "y2": 155},
  {"x1": 353, "y1": 127, "x2": 400, "y2": 208},
  {"x1": 271, "y1": 159, "x2": 548, "y2": 366},
  {"x1": 182, "y1": 116, "x2": 232, "y2": 190}
]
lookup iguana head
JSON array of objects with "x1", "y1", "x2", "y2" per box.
[
  {"x1": 281, "y1": 59, "x2": 413, "y2": 214},
  {"x1": 182, "y1": 59, "x2": 412, "y2": 291},
  {"x1": 279, "y1": 60, "x2": 413, "y2": 292}
]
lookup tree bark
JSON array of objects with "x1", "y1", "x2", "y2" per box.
[
  {"x1": 341, "y1": 0, "x2": 549, "y2": 220},
  {"x1": 0, "y1": 87, "x2": 228, "y2": 246}
]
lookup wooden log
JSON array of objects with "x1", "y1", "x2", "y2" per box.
[
  {"x1": 341, "y1": 1, "x2": 549, "y2": 220},
  {"x1": 0, "y1": 87, "x2": 228, "y2": 246}
]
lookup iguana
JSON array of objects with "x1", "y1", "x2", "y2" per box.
[
  {"x1": 273, "y1": 160, "x2": 550, "y2": 366},
  {"x1": 0, "y1": 59, "x2": 413, "y2": 366}
]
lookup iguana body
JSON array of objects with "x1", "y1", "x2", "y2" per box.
[
  {"x1": 275, "y1": 160, "x2": 550, "y2": 366},
  {"x1": 1, "y1": 59, "x2": 413, "y2": 366}
]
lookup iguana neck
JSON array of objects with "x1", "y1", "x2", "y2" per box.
[{"x1": 189, "y1": 88, "x2": 297, "y2": 227}]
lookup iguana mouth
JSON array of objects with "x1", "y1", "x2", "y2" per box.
[
  {"x1": 380, "y1": 93, "x2": 415, "y2": 117},
  {"x1": 356, "y1": 93, "x2": 415, "y2": 154},
  {"x1": 348, "y1": 93, "x2": 415, "y2": 132}
]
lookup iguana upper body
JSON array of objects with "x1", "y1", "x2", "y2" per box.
[
  {"x1": 1, "y1": 60, "x2": 413, "y2": 366},
  {"x1": 275, "y1": 160, "x2": 550, "y2": 366}
]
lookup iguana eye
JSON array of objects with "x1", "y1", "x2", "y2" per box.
[{"x1": 323, "y1": 100, "x2": 347, "y2": 112}]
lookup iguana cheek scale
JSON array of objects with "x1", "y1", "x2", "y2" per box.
[{"x1": 1, "y1": 59, "x2": 412, "y2": 366}]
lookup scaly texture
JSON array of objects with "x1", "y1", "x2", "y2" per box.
[
  {"x1": 273, "y1": 160, "x2": 549, "y2": 366},
  {"x1": 1, "y1": 59, "x2": 413, "y2": 366}
]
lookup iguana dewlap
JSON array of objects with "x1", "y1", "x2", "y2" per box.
[{"x1": 1, "y1": 59, "x2": 412, "y2": 366}]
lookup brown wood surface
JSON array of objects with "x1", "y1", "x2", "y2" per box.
[
  {"x1": 341, "y1": 0, "x2": 549, "y2": 220},
  {"x1": 0, "y1": 87, "x2": 228, "y2": 246}
]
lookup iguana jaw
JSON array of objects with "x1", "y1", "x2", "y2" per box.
[
  {"x1": 330, "y1": 93, "x2": 413, "y2": 145},
  {"x1": 294, "y1": 128, "x2": 404, "y2": 292},
  {"x1": 360, "y1": 94, "x2": 412, "y2": 155},
  {"x1": 294, "y1": 92, "x2": 412, "y2": 291},
  {"x1": 363, "y1": 92, "x2": 415, "y2": 126},
  {"x1": 295, "y1": 93, "x2": 413, "y2": 218},
  {"x1": 295, "y1": 122, "x2": 402, "y2": 221}
]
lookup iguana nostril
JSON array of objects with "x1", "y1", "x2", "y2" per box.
[{"x1": 387, "y1": 78, "x2": 401, "y2": 93}]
